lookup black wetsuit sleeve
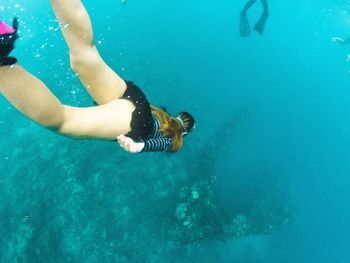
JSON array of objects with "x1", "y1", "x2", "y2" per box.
[{"x1": 141, "y1": 137, "x2": 173, "y2": 152}]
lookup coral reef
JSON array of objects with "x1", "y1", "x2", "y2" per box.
[{"x1": 0, "y1": 111, "x2": 294, "y2": 261}]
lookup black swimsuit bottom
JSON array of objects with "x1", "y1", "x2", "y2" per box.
[
  {"x1": 92, "y1": 81, "x2": 154, "y2": 141},
  {"x1": 121, "y1": 81, "x2": 154, "y2": 141}
]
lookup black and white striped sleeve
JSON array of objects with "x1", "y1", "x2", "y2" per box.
[{"x1": 141, "y1": 137, "x2": 173, "y2": 152}]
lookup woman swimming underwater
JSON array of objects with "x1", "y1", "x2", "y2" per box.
[{"x1": 0, "y1": 0, "x2": 195, "y2": 153}]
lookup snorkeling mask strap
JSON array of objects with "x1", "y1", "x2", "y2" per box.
[{"x1": 176, "y1": 116, "x2": 188, "y2": 133}]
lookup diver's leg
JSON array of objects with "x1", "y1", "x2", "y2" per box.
[
  {"x1": 49, "y1": 0, "x2": 127, "y2": 104},
  {"x1": 261, "y1": 0, "x2": 268, "y2": 10},
  {"x1": 241, "y1": 0, "x2": 258, "y2": 13},
  {"x1": 253, "y1": 0, "x2": 269, "y2": 35},
  {"x1": 239, "y1": 0, "x2": 257, "y2": 37},
  {"x1": 0, "y1": 65, "x2": 134, "y2": 139}
]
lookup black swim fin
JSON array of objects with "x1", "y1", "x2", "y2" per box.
[
  {"x1": 239, "y1": 12, "x2": 251, "y2": 37},
  {"x1": 0, "y1": 17, "x2": 19, "y2": 66},
  {"x1": 253, "y1": 11, "x2": 269, "y2": 35}
]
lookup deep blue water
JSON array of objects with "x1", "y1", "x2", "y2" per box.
[{"x1": 1, "y1": 0, "x2": 350, "y2": 262}]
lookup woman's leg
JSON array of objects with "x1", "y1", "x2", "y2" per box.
[
  {"x1": 0, "y1": 65, "x2": 65, "y2": 129},
  {"x1": 0, "y1": 65, "x2": 134, "y2": 139},
  {"x1": 49, "y1": 0, "x2": 126, "y2": 105}
]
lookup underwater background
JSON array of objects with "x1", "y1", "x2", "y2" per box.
[{"x1": 1, "y1": 0, "x2": 350, "y2": 262}]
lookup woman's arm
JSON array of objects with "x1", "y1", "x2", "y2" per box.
[
  {"x1": 117, "y1": 135, "x2": 173, "y2": 153},
  {"x1": 141, "y1": 137, "x2": 173, "y2": 152}
]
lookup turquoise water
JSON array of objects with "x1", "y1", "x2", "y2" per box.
[{"x1": 1, "y1": 0, "x2": 350, "y2": 262}]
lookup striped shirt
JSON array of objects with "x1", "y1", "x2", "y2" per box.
[{"x1": 141, "y1": 115, "x2": 173, "y2": 152}]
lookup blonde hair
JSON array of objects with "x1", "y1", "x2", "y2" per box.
[{"x1": 150, "y1": 105, "x2": 183, "y2": 152}]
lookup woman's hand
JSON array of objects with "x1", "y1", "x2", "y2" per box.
[{"x1": 117, "y1": 134, "x2": 145, "y2": 153}]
